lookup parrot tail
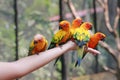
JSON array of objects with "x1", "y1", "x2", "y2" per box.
[
  {"x1": 28, "y1": 51, "x2": 31, "y2": 56},
  {"x1": 75, "y1": 58, "x2": 81, "y2": 67},
  {"x1": 54, "y1": 57, "x2": 60, "y2": 66},
  {"x1": 48, "y1": 43, "x2": 56, "y2": 49}
]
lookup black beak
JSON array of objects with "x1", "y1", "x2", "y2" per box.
[
  {"x1": 101, "y1": 38, "x2": 105, "y2": 41},
  {"x1": 34, "y1": 41, "x2": 38, "y2": 44},
  {"x1": 59, "y1": 26, "x2": 62, "y2": 29},
  {"x1": 90, "y1": 26, "x2": 92, "y2": 30},
  {"x1": 81, "y1": 22, "x2": 84, "y2": 24}
]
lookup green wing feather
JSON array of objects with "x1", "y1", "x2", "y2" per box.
[
  {"x1": 28, "y1": 40, "x2": 35, "y2": 56},
  {"x1": 48, "y1": 30, "x2": 66, "y2": 49}
]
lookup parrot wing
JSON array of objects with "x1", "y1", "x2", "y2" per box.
[
  {"x1": 28, "y1": 40, "x2": 35, "y2": 56},
  {"x1": 48, "y1": 30, "x2": 66, "y2": 49},
  {"x1": 40, "y1": 39, "x2": 48, "y2": 52}
]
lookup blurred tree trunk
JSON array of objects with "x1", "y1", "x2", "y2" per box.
[
  {"x1": 13, "y1": 0, "x2": 19, "y2": 61},
  {"x1": 13, "y1": 0, "x2": 19, "y2": 80},
  {"x1": 93, "y1": 0, "x2": 98, "y2": 73},
  {"x1": 59, "y1": 0, "x2": 69, "y2": 80}
]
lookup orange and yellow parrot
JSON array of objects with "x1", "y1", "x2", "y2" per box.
[
  {"x1": 28, "y1": 34, "x2": 48, "y2": 56},
  {"x1": 88, "y1": 32, "x2": 106, "y2": 48},
  {"x1": 70, "y1": 18, "x2": 83, "y2": 35},
  {"x1": 48, "y1": 20, "x2": 71, "y2": 65},
  {"x1": 73, "y1": 22, "x2": 92, "y2": 66},
  {"x1": 81, "y1": 32, "x2": 106, "y2": 60},
  {"x1": 48, "y1": 20, "x2": 71, "y2": 49}
]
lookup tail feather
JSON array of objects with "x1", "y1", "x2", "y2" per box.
[
  {"x1": 28, "y1": 51, "x2": 31, "y2": 56},
  {"x1": 54, "y1": 57, "x2": 60, "y2": 66},
  {"x1": 75, "y1": 58, "x2": 81, "y2": 67},
  {"x1": 48, "y1": 43, "x2": 56, "y2": 49},
  {"x1": 82, "y1": 52, "x2": 86, "y2": 59}
]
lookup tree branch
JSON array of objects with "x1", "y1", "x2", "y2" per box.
[
  {"x1": 66, "y1": 0, "x2": 79, "y2": 18},
  {"x1": 96, "y1": 0, "x2": 104, "y2": 8},
  {"x1": 103, "y1": 65, "x2": 117, "y2": 74},
  {"x1": 114, "y1": 30, "x2": 120, "y2": 51},
  {"x1": 104, "y1": 0, "x2": 114, "y2": 33},
  {"x1": 113, "y1": 7, "x2": 120, "y2": 30},
  {"x1": 99, "y1": 41, "x2": 118, "y2": 62},
  {"x1": 97, "y1": 0, "x2": 120, "y2": 51}
]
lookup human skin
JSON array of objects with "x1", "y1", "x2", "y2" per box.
[{"x1": 0, "y1": 41, "x2": 100, "y2": 80}]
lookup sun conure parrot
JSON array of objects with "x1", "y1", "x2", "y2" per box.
[
  {"x1": 70, "y1": 18, "x2": 83, "y2": 35},
  {"x1": 73, "y1": 22, "x2": 92, "y2": 67},
  {"x1": 48, "y1": 20, "x2": 71, "y2": 65},
  {"x1": 48, "y1": 20, "x2": 71, "y2": 49},
  {"x1": 88, "y1": 32, "x2": 106, "y2": 48},
  {"x1": 81, "y1": 32, "x2": 106, "y2": 59},
  {"x1": 28, "y1": 34, "x2": 48, "y2": 56}
]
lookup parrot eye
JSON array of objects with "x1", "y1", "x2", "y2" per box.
[
  {"x1": 63, "y1": 23, "x2": 67, "y2": 27},
  {"x1": 101, "y1": 37, "x2": 105, "y2": 41},
  {"x1": 77, "y1": 20, "x2": 81, "y2": 23},
  {"x1": 38, "y1": 39, "x2": 42, "y2": 42}
]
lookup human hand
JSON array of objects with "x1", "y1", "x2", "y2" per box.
[
  {"x1": 86, "y1": 47, "x2": 101, "y2": 55},
  {"x1": 65, "y1": 40, "x2": 101, "y2": 55},
  {"x1": 65, "y1": 40, "x2": 77, "y2": 50}
]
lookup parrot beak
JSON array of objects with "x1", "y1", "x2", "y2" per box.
[
  {"x1": 81, "y1": 22, "x2": 84, "y2": 24},
  {"x1": 90, "y1": 26, "x2": 92, "y2": 30},
  {"x1": 101, "y1": 38, "x2": 105, "y2": 41},
  {"x1": 59, "y1": 26, "x2": 62, "y2": 29},
  {"x1": 34, "y1": 41, "x2": 38, "y2": 44}
]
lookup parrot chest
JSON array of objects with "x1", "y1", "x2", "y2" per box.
[
  {"x1": 74, "y1": 28, "x2": 90, "y2": 42},
  {"x1": 32, "y1": 41, "x2": 46, "y2": 54},
  {"x1": 60, "y1": 31, "x2": 71, "y2": 43},
  {"x1": 88, "y1": 38, "x2": 99, "y2": 48}
]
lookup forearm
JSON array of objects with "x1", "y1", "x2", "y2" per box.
[
  {"x1": 0, "y1": 41, "x2": 100, "y2": 80},
  {"x1": 15, "y1": 43, "x2": 71, "y2": 74},
  {"x1": 0, "y1": 41, "x2": 73, "y2": 80}
]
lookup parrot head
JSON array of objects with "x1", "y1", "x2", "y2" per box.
[
  {"x1": 59, "y1": 20, "x2": 70, "y2": 30},
  {"x1": 95, "y1": 32, "x2": 106, "y2": 41},
  {"x1": 33, "y1": 34, "x2": 44, "y2": 45},
  {"x1": 82, "y1": 22, "x2": 92, "y2": 30},
  {"x1": 72, "y1": 18, "x2": 83, "y2": 28}
]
